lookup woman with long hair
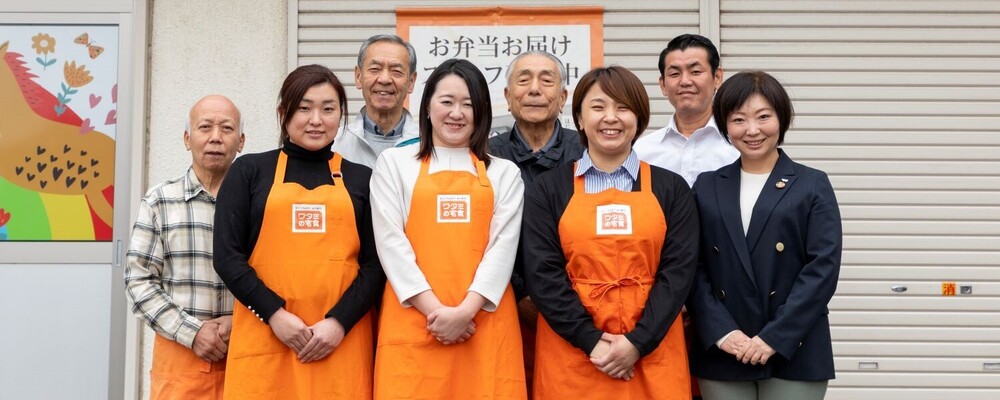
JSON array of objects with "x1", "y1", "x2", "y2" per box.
[{"x1": 370, "y1": 58, "x2": 527, "y2": 399}]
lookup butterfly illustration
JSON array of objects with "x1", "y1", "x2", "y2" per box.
[{"x1": 74, "y1": 33, "x2": 105, "y2": 59}]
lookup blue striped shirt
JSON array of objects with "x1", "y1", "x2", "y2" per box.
[{"x1": 575, "y1": 150, "x2": 640, "y2": 194}]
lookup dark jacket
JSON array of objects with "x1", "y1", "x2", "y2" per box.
[
  {"x1": 489, "y1": 121, "x2": 584, "y2": 300},
  {"x1": 687, "y1": 149, "x2": 842, "y2": 381},
  {"x1": 489, "y1": 121, "x2": 584, "y2": 188}
]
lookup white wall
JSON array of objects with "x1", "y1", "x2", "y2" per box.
[
  {"x1": 138, "y1": 0, "x2": 287, "y2": 398},
  {"x1": 147, "y1": 0, "x2": 288, "y2": 185}
]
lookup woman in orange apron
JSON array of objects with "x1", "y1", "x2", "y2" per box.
[
  {"x1": 370, "y1": 59, "x2": 527, "y2": 399},
  {"x1": 522, "y1": 66, "x2": 699, "y2": 400},
  {"x1": 213, "y1": 65, "x2": 384, "y2": 399}
]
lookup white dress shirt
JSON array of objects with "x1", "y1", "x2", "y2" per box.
[
  {"x1": 370, "y1": 145, "x2": 524, "y2": 312},
  {"x1": 634, "y1": 116, "x2": 739, "y2": 187}
]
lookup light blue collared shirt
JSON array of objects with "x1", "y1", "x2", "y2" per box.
[{"x1": 574, "y1": 150, "x2": 640, "y2": 194}]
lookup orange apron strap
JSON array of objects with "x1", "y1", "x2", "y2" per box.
[
  {"x1": 639, "y1": 161, "x2": 652, "y2": 193},
  {"x1": 275, "y1": 151, "x2": 288, "y2": 182},
  {"x1": 470, "y1": 152, "x2": 491, "y2": 187},
  {"x1": 572, "y1": 161, "x2": 585, "y2": 194},
  {"x1": 417, "y1": 155, "x2": 433, "y2": 182},
  {"x1": 330, "y1": 152, "x2": 344, "y2": 181}
]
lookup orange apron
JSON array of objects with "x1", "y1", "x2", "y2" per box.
[
  {"x1": 149, "y1": 334, "x2": 226, "y2": 400},
  {"x1": 223, "y1": 152, "x2": 374, "y2": 399},
  {"x1": 534, "y1": 161, "x2": 690, "y2": 400},
  {"x1": 374, "y1": 153, "x2": 526, "y2": 400}
]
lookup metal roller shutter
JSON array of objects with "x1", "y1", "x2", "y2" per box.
[{"x1": 720, "y1": 1, "x2": 1000, "y2": 398}]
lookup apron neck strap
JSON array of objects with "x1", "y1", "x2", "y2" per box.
[
  {"x1": 572, "y1": 161, "x2": 585, "y2": 194},
  {"x1": 570, "y1": 161, "x2": 651, "y2": 194},
  {"x1": 329, "y1": 152, "x2": 344, "y2": 181},
  {"x1": 418, "y1": 151, "x2": 490, "y2": 187},
  {"x1": 276, "y1": 151, "x2": 344, "y2": 183},
  {"x1": 638, "y1": 161, "x2": 651, "y2": 192},
  {"x1": 275, "y1": 150, "x2": 289, "y2": 183},
  {"x1": 472, "y1": 152, "x2": 490, "y2": 187}
]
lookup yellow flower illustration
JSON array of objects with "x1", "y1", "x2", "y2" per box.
[
  {"x1": 31, "y1": 33, "x2": 56, "y2": 55},
  {"x1": 64, "y1": 61, "x2": 93, "y2": 88}
]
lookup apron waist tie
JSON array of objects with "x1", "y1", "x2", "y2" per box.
[{"x1": 576, "y1": 276, "x2": 653, "y2": 311}]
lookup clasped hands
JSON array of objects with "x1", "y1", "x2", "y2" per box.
[
  {"x1": 192, "y1": 315, "x2": 232, "y2": 362},
  {"x1": 426, "y1": 305, "x2": 477, "y2": 345},
  {"x1": 268, "y1": 308, "x2": 346, "y2": 363},
  {"x1": 589, "y1": 332, "x2": 640, "y2": 381},
  {"x1": 719, "y1": 330, "x2": 776, "y2": 365}
]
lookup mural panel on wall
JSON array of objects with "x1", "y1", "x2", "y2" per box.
[{"x1": 0, "y1": 25, "x2": 118, "y2": 241}]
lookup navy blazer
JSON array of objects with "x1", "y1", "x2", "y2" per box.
[{"x1": 687, "y1": 149, "x2": 842, "y2": 381}]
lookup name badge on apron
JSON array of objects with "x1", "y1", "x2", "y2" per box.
[
  {"x1": 596, "y1": 204, "x2": 632, "y2": 235},
  {"x1": 292, "y1": 204, "x2": 326, "y2": 233},
  {"x1": 437, "y1": 194, "x2": 471, "y2": 223}
]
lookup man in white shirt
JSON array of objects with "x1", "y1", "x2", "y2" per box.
[
  {"x1": 635, "y1": 34, "x2": 738, "y2": 187},
  {"x1": 333, "y1": 34, "x2": 420, "y2": 167}
]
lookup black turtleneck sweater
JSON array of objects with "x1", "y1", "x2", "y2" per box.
[{"x1": 213, "y1": 139, "x2": 384, "y2": 333}]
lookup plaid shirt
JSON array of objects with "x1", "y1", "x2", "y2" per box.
[{"x1": 124, "y1": 167, "x2": 234, "y2": 348}]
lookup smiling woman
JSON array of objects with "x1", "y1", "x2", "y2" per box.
[
  {"x1": 523, "y1": 66, "x2": 699, "y2": 399},
  {"x1": 213, "y1": 64, "x2": 384, "y2": 399},
  {"x1": 370, "y1": 58, "x2": 527, "y2": 399},
  {"x1": 688, "y1": 71, "x2": 840, "y2": 400}
]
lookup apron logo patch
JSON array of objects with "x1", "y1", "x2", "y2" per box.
[
  {"x1": 437, "y1": 194, "x2": 471, "y2": 223},
  {"x1": 292, "y1": 204, "x2": 326, "y2": 233},
  {"x1": 596, "y1": 204, "x2": 632, "y2": 235}
]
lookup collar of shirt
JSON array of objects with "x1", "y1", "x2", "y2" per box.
[
  {"x1": 575, "y1": 150, "x2": 640, "y2": 194},
  {"x1": 362, "y1": 107, "x2": 406, "y2": 138},
  {"x1": 512, "y1": 120, "x2": 562, "y2": 159},
  {"x1": 664, "y1": 115, "x2": 721, "y2": 142},
  {"x1": 182, "y1": 166, "x2": 211, "y2": 201},
  {"x1": 508, "y1": 120, "x2": 570, "y2": 167}
]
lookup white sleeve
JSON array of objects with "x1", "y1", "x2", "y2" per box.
[
  {"x1": 370, "y1": 150, "x2": 430, "y2": 307},
  {"x1": 467, "y1": 160, "x2": 524, "y2": 312},
  {"x1": 716, "y1": 330, "x2": 739, "y2": 348}
]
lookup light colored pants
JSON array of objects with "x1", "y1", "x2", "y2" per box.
[{"x1": 698, "y1": 377, "x2": 828, "y2": 400}]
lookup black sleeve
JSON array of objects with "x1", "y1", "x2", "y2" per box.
[
  {"x1": 624, "y1": 167, "x2": 700, "y2": 356},
  {"x1": 325, "y1": 161, "x2": 387, "y2": 332},
  {"x1": 510, "y1": 248, "x2": 529, "y2": 301},
  {"x1": 213, "y1": 153, "x2": 286, "y2": 323},
  {"x1": 490, "y1": 133, "x2": 529, "y2": 301},
  {"x1": 523, "y1": 166, "x2": 604, "y2": 355}
]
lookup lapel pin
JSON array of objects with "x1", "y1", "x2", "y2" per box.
[{"x1": 775, "y1": 181, "x2": 786, "y2": 189}]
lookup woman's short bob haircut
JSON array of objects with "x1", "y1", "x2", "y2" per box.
[
  {"x1": 713, "y1": 70, "x2": 794, "y2": 146},
  {"x1": 571, "y1": 65, "x2": 650, "y2": 148},
  {"x1": 276, "y1": 64, "x2": 348, "y2": 146},
  {"x1": 417, "y1": 58, "x2": 493, "y2": 167}
]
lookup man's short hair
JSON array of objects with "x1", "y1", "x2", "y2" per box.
[
  {"x1": 357, "y1": 34, "x2": 417, "y2": 75},
  {"x1": 504, "y1": 50, "x2": 567, "y2": 90},
  {"x1": 658, "y1": 34, "x2": 721, "y2": 77}
]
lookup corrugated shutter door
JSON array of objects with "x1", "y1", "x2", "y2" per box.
[
  {"x1": 720, "y1": 1, "x2": 1000, "y2": 398},
  {"x1": 297, "y1": 1, "x2": 1000, "y2": 397}
]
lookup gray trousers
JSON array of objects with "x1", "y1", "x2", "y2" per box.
[{"x1": 698, "y1": 377, "x2": 828, "y2": 400}]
